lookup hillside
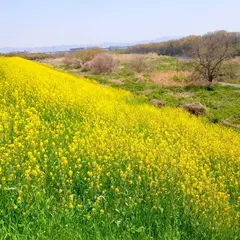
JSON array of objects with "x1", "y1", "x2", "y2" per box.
[{"x1": 1, "y1": 57, "x2": 240, "y2": 239}]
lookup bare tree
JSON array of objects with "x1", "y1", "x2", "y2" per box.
[{"x1": 191, "y1": 31, "x2": 237, "y2": 83}]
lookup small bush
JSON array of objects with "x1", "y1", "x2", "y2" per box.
[
  {"x1": 129, "y1": 56, "x2": 151, "y2": 73},
  {"x1": 75, "y1": 48, "x2": 104, "y2": 63},
  {"x1": 62, "y1": 53, "x2": 73, "y2": 64},
  {"x1": 63, "y1": 53, "x2": 82, "y2": 69},
  {"x1": 71, "y1": 59, "x2": 83, "y2": 69},
  {"x1": 89, "y1": 54, "x2": 118, "y2": 74}
]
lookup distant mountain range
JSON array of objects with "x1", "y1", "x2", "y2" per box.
[{"x1": 0, "y1": 36, "x2": 182, "y2": 53}]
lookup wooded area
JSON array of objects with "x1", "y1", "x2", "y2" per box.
[{"x1": 129, "y1": 31, "x2": 240, "y2": 57}]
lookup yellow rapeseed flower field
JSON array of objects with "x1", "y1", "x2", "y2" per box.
[{"x1": 0, "y1": 57, "x2": 240, "y2": 239}]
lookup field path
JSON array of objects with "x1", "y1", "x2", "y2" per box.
[{"x1": 220, "y1": 82, "x2": 240, "y2": 88}]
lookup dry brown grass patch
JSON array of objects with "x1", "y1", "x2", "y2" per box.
[
  {"x1": 138, "y1": 89, "x2": 153, "y2": 95},
  {"x1": 150, "y1": 71, "x2": 191, "y2": 86},
  {"x1": 111, "y1": 53, "x2": 159, "y2": 62},
  {"x1": 41, "y1": 57, "x2": 65, "y2": 67},
  {"x1": 135, "y1": 73, "x2": 146, "y2": 82},
  {"x1": 232, "y1": 57, "x2": 240, "y2": 63}
]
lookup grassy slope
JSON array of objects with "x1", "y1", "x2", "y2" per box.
[{"x1": 1, "y1": 57, "x2": 240, "y2": 239}]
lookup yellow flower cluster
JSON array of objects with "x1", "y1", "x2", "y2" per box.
[{"x1": 0, "y1": 57, "x2": 240, "y2": 234}]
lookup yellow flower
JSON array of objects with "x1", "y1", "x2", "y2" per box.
[
  {"x1": 17, "y1": 196, "x2": 22, "y2": 203},
  {"x1": 68, "y1": 170, "x2": 73, "y2": 177},
  {"x1": 87, "y1": 171, "x2": 93, "y2": 177},
  {"x1": 69, "y1": 194, "x2": 74, "y2": 201},
  {"x1": 1, "y1": 56, "x2": 240, "y2": 233}
]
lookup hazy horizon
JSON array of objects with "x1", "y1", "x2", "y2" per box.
[
  {"x1": 0, "y1": 36, "x2": 181, "y2": 49},
  {"x1": 1, "y1": 0, "x2": 239, "y2": 48}
]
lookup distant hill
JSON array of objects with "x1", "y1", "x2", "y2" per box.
[{"x1": 0, "y1": 36, "x2": 181, "y2": 53}]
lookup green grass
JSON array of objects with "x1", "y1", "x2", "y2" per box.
[
  {"x1": 146, "y1": 85, "x2": 240, "y2": 124},
  {"x1": 151, "y1": 57, "x2": 192, "y2": 72},
  {"x1": 226, "y1": 62, "x2": 240, "y2": 83}
]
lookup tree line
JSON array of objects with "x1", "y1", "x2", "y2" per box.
[{"x1": 129, "y1": 31, "x2": 240, "y2": 57}]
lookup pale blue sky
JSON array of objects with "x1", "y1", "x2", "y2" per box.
[{"x1": 1, "y1": 0, "x2": 239, "y2": 47}]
